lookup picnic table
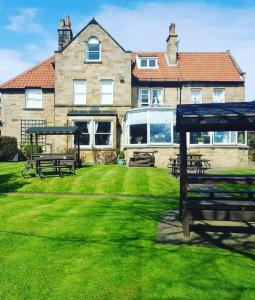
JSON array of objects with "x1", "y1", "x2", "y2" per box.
[
  {"x1": 168, "y1": 156, "x2": 211, "y2": 176},
  {"x1": 22, "y1": 153, "x2": 76, "y2": 179}
]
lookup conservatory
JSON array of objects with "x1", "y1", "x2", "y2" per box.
[{"x1": 124, "y1": 107, "x2": 247, "y2": 148}]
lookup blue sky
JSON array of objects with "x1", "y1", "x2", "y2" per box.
[{"x1": 0, "y1": 0, "x2": 255, "y2": 99}]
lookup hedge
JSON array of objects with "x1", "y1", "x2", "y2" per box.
[{"x1": 0, "y1": 136, "x2": 18, "y2": 161}]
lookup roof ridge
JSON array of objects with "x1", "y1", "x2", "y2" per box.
[{"x1": 0, "y1": 55, "x2": 54, "y2": 89}]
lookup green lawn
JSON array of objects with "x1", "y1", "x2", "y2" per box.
[
  {"x1": 0, "y1": 163, "x2": 255, "y2": 299},
  {"x1": 0, "y1": 162, "x2": 178, "y2": 196}
]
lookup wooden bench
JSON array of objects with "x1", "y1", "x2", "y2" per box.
[
  {"x1": 129, "y1": 151, "x2": 156, "y2": 167},
  {"x1": 36, "y1": 164, "x2": 75, "y2": 179}
]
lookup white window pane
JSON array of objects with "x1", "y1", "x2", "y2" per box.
[
  {"x1": 74, "y1": 80, "x2": 86, "y2": 93},
  {"x1": 150, "y1": 124, "x2": 171, "y2": 143},
  {"x1": 152, "y1": 89, "x2": 163, "y2": 105},
  {"x1": 190, "y1": 89, "x2": 202, "y2": 104},
  {"x1": 101, "y1": 94, "x2": 113, "y2": 104},
  {"x1": 214, "y1": 131, "x2": 236, "y2": 144},
  {"x1": 101, "y1": 81, "x2": 113, "y2": 93},
  {"x1": 140, "y1": 59, "x2": 147, "y2": 67},
  {"x1": 149, "y1": 59, "x2": 156, "y2": 67},
  {"x1": 74, "y1": 94, "x2": 86, "y2": 105},
  {"x1": 214, "y1": 89, "x2": 225, "y2": 103},
  {"x1": 25, "y1": 89, "x2": 42, "y2": 108}
]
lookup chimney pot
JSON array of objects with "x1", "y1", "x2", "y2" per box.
[
  {"x1": 169, "y1": 23, "x2": 176, "y2": 35},
  {"x1": 66, "y1": 15, "x2": 71, "y2": 28},
  {"x1": 60, "y1": 19, "x2": 65, "y2": 28}
]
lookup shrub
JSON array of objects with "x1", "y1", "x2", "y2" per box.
[
  {"x1": 22, "y1": 144, "x2": 43, "y2": 159},
  {"x1": 0, "y1": 136, "x2": 18, "y2": 161},
  {"x1": 118, "y1": 151, "x2": 125, "y2": 159}
]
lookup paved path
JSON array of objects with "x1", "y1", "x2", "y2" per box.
[
  {"x1": 157, "y1": 210, "x2": 255, "y2": 250},
  {"x1": 0, "y1": 191, "x2": 177, "y2": 200}
]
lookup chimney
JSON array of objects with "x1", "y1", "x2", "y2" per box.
[
  {"x1": 58, "y1": 15, "x2": 73, "y2": 51},
  {"x1": 166, "y1": 23, "x2": 177, "y2": 65}
]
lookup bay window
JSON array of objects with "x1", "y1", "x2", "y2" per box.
[
  {"x1": 25, "y1": 89, "x2": 42, "y2": 109},
  {"x1": 214, "y1": 131, "x2": 237, "y2": 144},
  {"x1": 190, "y1": 132, "x2": 211, "y2": 144},
  {"x1": 150, "y1": 124, "x2": 171, "y2": 143},
  {"x1": 74, "y1": 121, "x2": 90, "y2": 146},
  {"x1": 130, "y1": 124, "x2": 147, "y2": 144}
]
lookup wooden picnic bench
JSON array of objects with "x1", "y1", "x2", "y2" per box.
[
  {"x1": 129, "y1": 151, "x2": 157, "y2": 167},
  {"x1": 168, "y1": 157, "x2": 211, "y2": 176}
]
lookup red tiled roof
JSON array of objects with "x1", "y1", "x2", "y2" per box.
[
  {"x1": 0, "y1": 56, "x2": 55, "y2": 89},
  {"x1": 132, "y1": 52, "x2": 243, "y2": 82},
  {"x1": 0, "y1": 51, "x2": 243, "y2": 90}
]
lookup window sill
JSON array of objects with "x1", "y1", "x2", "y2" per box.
[
  {"x1": 84, "y1": 61, "x2": 102, "y2": 64},
  {"x1": 23, "y1": 108, "x2": 44, "y2": 111}
]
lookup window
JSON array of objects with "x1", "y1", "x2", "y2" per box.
[
  {"x1": 213, "y1": 89, "x2": 225, "y2": 103},
  {"x1": 190, "y1": 89, "x2": 202, "y2": 104},
  {"x1": 138, "y1": 88, "x2": 163, "y2": 107},
  {"x1": 150, "y1": 124, "x2": 171, "y2": 144},
  {"x1": 101, "y1": 80, "x2": 113, "y2": 104},
  {"x1": 190, "y1": 132, "x2": 211, "y2": 144},
  {"x1": 25, "y1": 89, "x2": 42, "y2": 108},
  {"x1": 130, "y1": 124, "x2": 147, "y2": 144},
  {"x1": 74, "y1": 80, "x2": 86, "y2": 105},
  {"x1": 237, "y1": 131, "x2": 246, "y2": 144},
  {"x1": 138, "y1": 57, "x2": 158, "y2": 69},
  {"x1": 86, "y1": 37, "x2": 101, "y2": 62},
  {"x1": 139, "y1": 89, "x2": 149, "y2": 106},
  {"x1": 74, "y1": 122, "x2": 90, "y2": 146},
  {"x1": 152, "y1": 89, "x2": 163, "y2": 106},
  {"x1": 95, "y1": 122, "x2": 112, "y2": 146},
  {"x1": 214, "y1": 131, "x2": 236, "y2": 144}
]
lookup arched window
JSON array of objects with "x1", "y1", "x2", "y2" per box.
[{"x1": 86, "y1": 37, "x2": 101, "y2": 62}]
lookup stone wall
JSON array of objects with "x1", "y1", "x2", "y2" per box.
[
  {"x1": 0, "y1": 90, "x2": 54, "y2": 144},
  {"x1": 124, "y1": 146, "x2": 249, "y2": 169},
  {"x1": 131, "y1": 82, "x2": 245, "y2": 108}
]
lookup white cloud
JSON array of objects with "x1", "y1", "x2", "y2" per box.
[
  {"x1": 6, "y1": 8, "x2": 46, "y2": 35},
  {"x1": 92, "y1": 2, "x2": 255, "y2": 100},
  {"x1": 0, "y1": 49, "x2": 33, "y2": 84}
]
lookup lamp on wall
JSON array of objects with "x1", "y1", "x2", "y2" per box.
[{"x1": 119, "y1": 75, "x2": 125, "y2": 83}]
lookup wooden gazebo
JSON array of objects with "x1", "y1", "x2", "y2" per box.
[
  {"x1": 26, "y1": 126, "x2": 81, "y2": 166},
  {"x1": 176, "y1": 102, "x2": 255, "y2": 236}
]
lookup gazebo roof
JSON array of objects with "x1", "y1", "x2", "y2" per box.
[
  {"x1": 26, "y1": 126, "x2": 80, "y2": 135},
  {"x1": 176, "y1": 101, "x2": 255, "y2": 132}
]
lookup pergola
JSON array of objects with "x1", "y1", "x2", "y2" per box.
[
  {"x1": 176, "y1": 101, "x2": 255, "y2": 236},
  {"x1": 26, "y1": 126, "x2": 81, "y2": 166}
]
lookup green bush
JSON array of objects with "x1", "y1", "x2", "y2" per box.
[
  {"x1": 0, "y1": 136, "x2": 18, "y2": 161},
  {"x1": 22, "y1": 144, "x2": 43, "y2": 159},
  {"x1": 118, "y1": 151, "x2": 125, "y2": 159}
]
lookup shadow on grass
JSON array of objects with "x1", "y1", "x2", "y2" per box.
[{"x1": 0, "y1": 173, "x2": 30, "y2": 193}]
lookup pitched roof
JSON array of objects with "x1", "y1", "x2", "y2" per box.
[
  {"x1": 0, "y1": 50, "x2": 244, "y2": 90},
  {"x1": 132, "y1": 51, "x2": 244, "y2": 82},
  {"x1": 0, "y1": 56, "x2": 55, "y2": 89}
]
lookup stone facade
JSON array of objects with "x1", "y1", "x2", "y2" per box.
[{"x1": 0, "y1": 19, "x2": 248, "y2": 168}]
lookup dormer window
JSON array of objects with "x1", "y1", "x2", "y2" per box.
[
  {"x1": 86, "y1": 37, "x2": 101, "y2": 62},
  {"x1": 137, "y1": 57, "x2": 158, "y2": 69}
]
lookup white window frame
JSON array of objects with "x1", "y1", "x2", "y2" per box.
[
  {"x1": 100, "y1": 80, "x2": 113, "y2": 105},
  {"x1": 137, "y1": 57, "x2": 158, "y2": 69},
  {"x1": 25, "y1": 89, "x2": 42, "y2": 109},
  {"x1": 190, "y1": 88, "x2": 203, "y2": 104},
  {"x1": 138, "y1": 88, "x2": 164, "y2": 107},
  {"x1": 86, "y1": 37, "x2": 101, "y2": 62},
  {"x1": 73, "y1": 80, "x2": 86, "y2": 105},
  {"x1": 73, "y1": 119, "x2": 113, "y2": 149},
  {"x1": 213, "y1": 88, "x2": 225, "y2": 103}
]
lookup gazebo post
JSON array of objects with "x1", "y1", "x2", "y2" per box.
[
  {"x1": 35, "y1": 134, "x2": 38, "y2": 154},
  {"x1": 179, "y1": 129, "x2": 189, "y2": 236},
  {"x1": 29, "y1": 133, "x2": 33, "y2": 160},
  {"x1": 77, "y1": 132, "x2": 81, "y2": 167}
]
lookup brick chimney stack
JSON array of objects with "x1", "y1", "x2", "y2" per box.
[
  {"x1": 166, "y1": 22, "x2": 178, "y2": 65},
  {"x1": 58, "y1": 15, "x2": 73, "y2": 51}
]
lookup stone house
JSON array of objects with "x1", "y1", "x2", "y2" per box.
[{"x1": 0, "y1": 17, "x2": 247, "y2": 167}]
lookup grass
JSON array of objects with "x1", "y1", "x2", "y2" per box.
[
  {"x1": 0, "y1": 163, "x2": 255, "y2": 299},
  {"x1": 0, "y1": 162, "x2": 178, "y2": 196}
]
